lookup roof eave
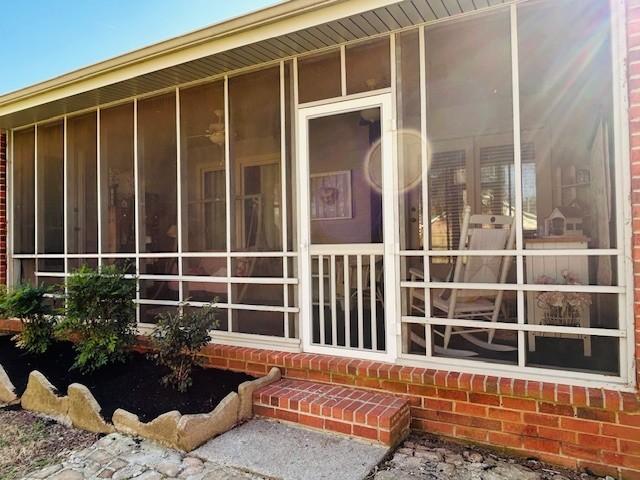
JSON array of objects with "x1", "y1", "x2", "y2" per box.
[{"x1": 0, "y1": 0, "x2": 399, "y2": 118}]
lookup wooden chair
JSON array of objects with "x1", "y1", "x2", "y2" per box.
[{"x1": 409, "y1": 205, "x2": 517, "y2": 356}]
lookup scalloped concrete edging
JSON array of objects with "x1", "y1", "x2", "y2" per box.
[
  {"x1": 238, "y1": 366, "x2": 281, "y2": 421},
  {"x1": 20, "y1": 370, "x2": 114, "y2": 433},
  {"x1": 112, "y1": 366, "x2": 282, "y2": 451},
  {"x1": 0, "y1": 363, "x2": 19, "y2": 406},
  {"x1": 112, "y1": 409, "x2": 181, "y2": 447},
  {"x1": 0, "y1": 361, "x2": 281, "y2": 451}
]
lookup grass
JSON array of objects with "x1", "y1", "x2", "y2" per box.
[{"x1": 0, "y1": 410, "x2": 99, "y2": 480}]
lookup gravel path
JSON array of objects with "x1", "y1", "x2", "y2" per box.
[{"x1": 369, "y1": 433, "x2": 611, "y2": 480}]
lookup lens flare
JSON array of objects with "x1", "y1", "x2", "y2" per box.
[{"x1": 362, "y1": 129, "x2": 427, "y2": 194}]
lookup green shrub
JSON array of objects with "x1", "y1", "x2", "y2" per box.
[
  {"x1": 2, "y1": 284, "x2": 56, "y2": 354},
  {"x1": 150, "y1": 306, "x2": 218, "y2": 392},
  {"x1": 59, "y1": 265, "x2": 137, "y2": 373}
]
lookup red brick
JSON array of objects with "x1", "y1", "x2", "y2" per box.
[
  {"x1": 539, "y1": 402, "x2": 574, "y2": 417},
  {"x1": 488, "y1": 431, "x2": 523, "y2": 449},
  {"x1": 538, "y1": 427, "x2": 577, "y2": 444},
  {"x1": 353, "y1": 424, "x2": 379, "y2": 441},
  {"x1": 298, "y1": 413, "x2": 324, "y2": 429},
  {"x1": 274, "y1": 408, "x2": 299, "y2": 423},
  {"x1": 577, "y1": 433, "x2": 618, "y2": 451},
  {"x1": 423, "y1": 398, "x2": 453, "y2": 411},
  {"x1": 526, "y1": 381, "x2": 543, "y2": 400},
  {"x1": 488, "y1": 407, "x2": 521, "y2": 423},
  {"x1": 620, "y1": 413, "x2": 640, "y2": 428},
  {"x1": 227, "y1": 359, "x2": 245, "y2": 371},
  {"x1": 503, "y1": 422, "x2": 538, "y2": 437},
  {"x1": 455, "y1": 402, "x2": 487, "y2": 417},
  {"x1": 469, "y1": 393, "x2": 500, "y2": 406},
  {"x1": 573, "y1": 387, "x2": 588, "y2": 406},
  {"x1": 502, "y1": 397, "x2": 537, "y2": 412},
  {"x1": 379, "y1": 380, "x2": 407, "y2": 394},
  {"x1": 469, "y1": 416, "x2": 502, "y2": 431},
  {"x1": 620, "y1": 469, "x2": 640, "y2": 480},
  {"x1": 407, "y1": 384, "x2": 437, "y2": 397},
  {"x1": 307, "y1": 370, "x2": 332, "y2": 383},
  {"x1": 438, "y1": 388, "x2": 468, "y2": 401},
  {"x1": 354, "y1": 377, "x2": 381, "y2": 389},
  {"x1": 603, "y1": 423, "x2": 640, "y2": 442},
  {"x1": 523, "y1": 412, "x2": 559, "y2": 428},
  {"x1": 622, "y1": 440, "x2": 640, "y2": 456},
  {"x1": 254, "y1": 405, "x2": 275, "y2": 417},
  {"x1": 523, "y1": 437, "x2": 560, "y2": 455},
  {"x1": 576, "y1": 407, "x2": 616, "y2": 423},
  {"x1": 560, "y1": 417, "x2": 600, "y2": 434},
  {"x1": 325, "y1": 419, "x2": 352, "y2": 435},
  {"x1": 455, "y1": 425, "x2": 487, "y2": 442},
  {"x1": 331, "y1": 373, "x2": 355, "y2": 385}
]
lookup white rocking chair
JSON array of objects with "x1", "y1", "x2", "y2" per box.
[{"x1": 409, "y1": 205, "x2": 517, "y2": 356}]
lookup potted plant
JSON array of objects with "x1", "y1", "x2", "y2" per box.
[{"x1": 536, "y1": 271, "x2": 591, "y2": 327}]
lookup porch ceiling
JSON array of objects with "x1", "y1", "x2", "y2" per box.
[{"x1": 0, "y1": 0, "x2": 509, "y2": 129}]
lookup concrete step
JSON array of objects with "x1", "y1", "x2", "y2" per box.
[{"x1": 253, "y1": 379, "x2": 410, "y2": 446}]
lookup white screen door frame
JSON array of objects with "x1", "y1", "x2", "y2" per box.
[{"x1": 297, "y1": 93, "x2": 398, "y2": 362}]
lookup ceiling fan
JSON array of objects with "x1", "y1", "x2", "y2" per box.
[{"x1": 187, "y1": 109, "x2": 225, "y2": 145}]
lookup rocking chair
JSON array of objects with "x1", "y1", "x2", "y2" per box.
[{"x1": 409, "y1": 205, "x2": 517, "y2": 356}]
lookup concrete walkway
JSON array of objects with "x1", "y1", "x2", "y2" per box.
[
  {"x1": 21, "y1": 419, "x2": 388, "y2": 480},
  {"x1": 193, "y1": 419, "x2": 389, "y2": 480}
]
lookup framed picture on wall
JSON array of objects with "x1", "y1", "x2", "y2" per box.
[{"x1": 310, "y1": 170, "x2": 352, "y2": 220}]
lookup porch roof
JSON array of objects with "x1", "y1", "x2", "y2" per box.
[{"x1": 0, "y1": 0, "x2": 508, "y2": 129}]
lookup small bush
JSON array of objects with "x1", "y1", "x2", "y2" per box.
[
  {"x1": 2, "y1": 284, "x2": 56, "y2": 354},
  {"x1": 150, "y1": 306, "x2": 218, "y2": 392},
  {"x1": 59, "y1": 265, "x2": 137, "y2": 373}
]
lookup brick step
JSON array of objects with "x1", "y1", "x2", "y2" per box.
[{"x1": 253, "y1": 379, "x2": 410, "y2": 446}]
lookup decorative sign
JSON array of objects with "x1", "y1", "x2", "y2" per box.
[{"x1": 310, "y1": 170, "x2": 352, "y2": 220}]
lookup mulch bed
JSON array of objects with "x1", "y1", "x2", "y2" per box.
[
  {"x1": 0, "y1": 335, "x2": 253, "y2": 422},
  {"x1": 0, "y1": 409, "x2": 99, "y2": 480}
]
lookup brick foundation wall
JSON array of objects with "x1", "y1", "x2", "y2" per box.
[
  {"x1": 156, "y1": 340, "x2": 639, "y2": 479},
  {"x1": 194, "y1": 344, "x2": 639, "y2": 478}
]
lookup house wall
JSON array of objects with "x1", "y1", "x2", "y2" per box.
[
  {"x1": 0, "y1": 0, "x2": 639, "y2": 478},
  {"x1": 628, "y1": 0, "x2": 640, "y2": 396},
  {"x1": 0, "y1": 131, "x2": 6, "y2": 286}
]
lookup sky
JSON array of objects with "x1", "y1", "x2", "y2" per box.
[{"x1": 2, "y1": 0, "x2": 278, "y2": 95}]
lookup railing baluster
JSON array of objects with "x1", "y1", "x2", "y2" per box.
[
  {"x1": 318, "y1": 254, "x2": 325, "y2": 346},
  {"x1": 330, "y1": 254, "x2": 337, "y2": 346},
  {"x1": 370, "y1": 254, "x2": 377, "y2": 351},
  {"x1": 357, "y1": 255, "x2": 363, "y2": 349},
  {"x1": 344, "y1": 254, "x2": 350, "y2": 348}
]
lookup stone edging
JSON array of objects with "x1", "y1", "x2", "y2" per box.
[
  {"x1": 114, "y1": 366, "x2": 282, "y2": 451},
  {"x1": 0, "y1": 363, "x2": 282, "y2": 451},
  {"x1": 21, "y1": 370, "x2": 115, "y2": 433},
  {"x1": 0, "y1": 363, "x2": 18, "y2": 405}
]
